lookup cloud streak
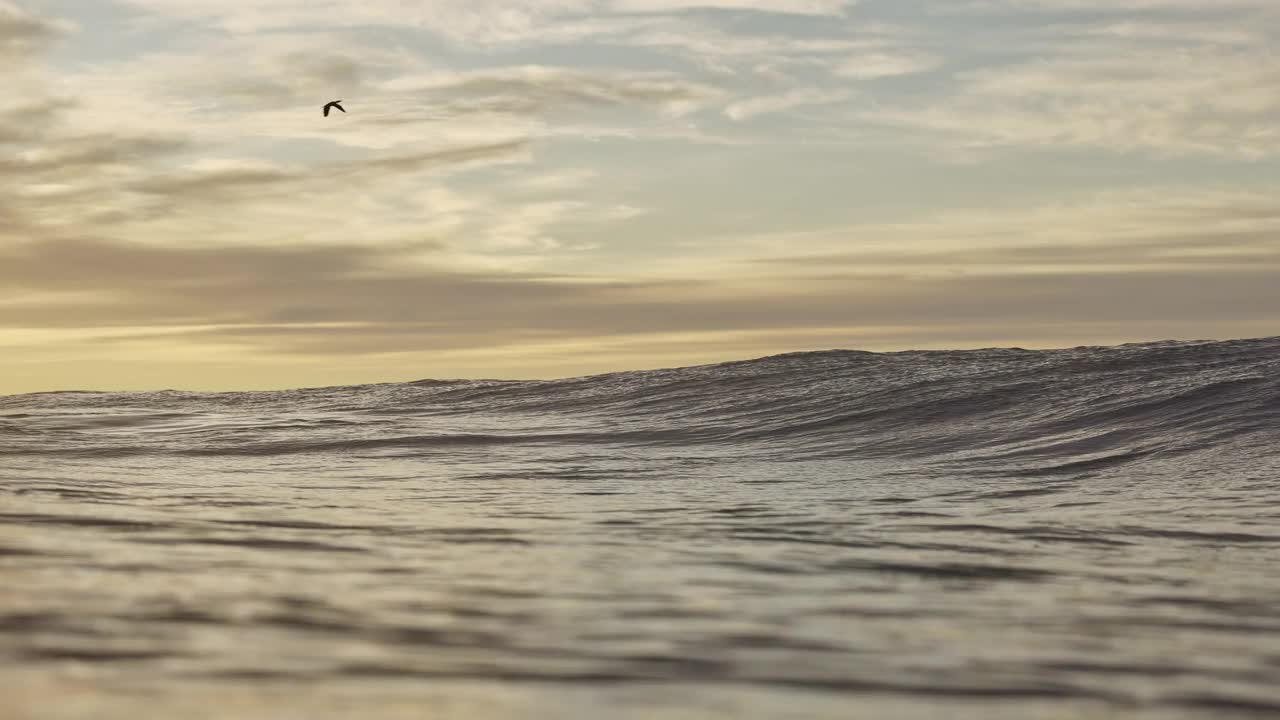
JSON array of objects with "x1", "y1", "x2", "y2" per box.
[
  {"x1": 5, "y1": 190, "x2": 1279, "y2": 363},
  {"x1": 0, "y1": 0, "x2": 60, "y2": 60}
]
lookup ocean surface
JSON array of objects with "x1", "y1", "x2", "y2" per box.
[{"x1": 3, "y1": 337, "x2": 1280, "y2": 719}]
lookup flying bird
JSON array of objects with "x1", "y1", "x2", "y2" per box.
[{"x1": 323, "y1": 100, "x2": 346, "y2": 117}]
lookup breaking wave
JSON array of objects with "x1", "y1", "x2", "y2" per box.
[{"x1": 5, "y1": 337, "x2": 1278, "y2": 471}]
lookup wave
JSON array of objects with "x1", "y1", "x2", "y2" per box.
[{"x1": 3, "y1": 337, "x2": 1279, "y2": 473}]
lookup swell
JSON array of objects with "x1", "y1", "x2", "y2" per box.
[{"x1": 2, "y1": 337, "x2": 1278, "y2": 471}]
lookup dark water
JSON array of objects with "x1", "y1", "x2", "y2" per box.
[{"x1": 3, "y1": 338, "x2": 1280, "y2": 718}]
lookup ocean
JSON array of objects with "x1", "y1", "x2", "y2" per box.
[{"x1": 3, "y1": 337, "x2": 1279, "y2": 719}]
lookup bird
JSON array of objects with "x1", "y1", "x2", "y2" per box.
[{"x1": 323, "y1": 100, "x2": 346, "y2": 117}]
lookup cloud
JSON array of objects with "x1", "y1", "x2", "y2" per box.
[
  {"x1": 873, "y1": 49, "x2": 1280, "y2": 157},
  {"x1": 0, "y1": 235, "x2": 656, "y2": 339},
  {"x1": 117, "y1": 0, "x2": 586, "y2": 41},
  {"x1": 964, "y1": 0, "x2": 1273, "y2": 12},
  {"x1": 0, "y1": 6, "x2": 685, "y2": 255},
  {"x1": 5, "y1": 237, "x2": 1280, "y2": 380},
  {"x1": 853, "y1": 0, "x2": 1280, "y2": 157},
  {"x1": 0, "y1": 0, "x2": 61, "y2": 60},
  {"x1": 6, "y1": 0, "x2": 1280, "y2": 391},
  {"x1": 0, "y1": 98, "x2": 72, "y2": 143},
  {"x1": 381, "y1": 66, "x2": 726, "y2": 120},
  {"x1": 724, "y1": 87, "x2": 848, "y2": 120},
  {"x1": 130, "y1": 140, "x2": 528, "y2": 202},
  {"x1": 46, "y1": 39, "x2": 726, "y2": 154},
  {"x1": 0, "y1": 66, "x2": 532, "y2": 245},
  {"x1": 202, "y1": 51, "x2": 378, "y2": 109},
  {"x1": 4, "y1": 191, "x2": 1280, "y2": 367},
  {"x1": 727, "y1": 189, "x2": 1280, "y2": 275},
  {"x1": 117, "y1": 0, "x2": 849, "y2": 45},
  {"x1": 835, "y1": 50, "x2": 940, "y2": 79},
  {"x1": 1, "y1": 134, "x2": 188, "y2": 179},
  {"x1": 610, "y1": 0, "x2": 850, "y2": 15},
  {"x1": 58, "y1": 0, "x2": 1280, "y2": 160}
]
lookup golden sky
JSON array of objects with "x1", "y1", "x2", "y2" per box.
[{"x1": 3, "y1": 0, "x2": 1279, "y2": 392}]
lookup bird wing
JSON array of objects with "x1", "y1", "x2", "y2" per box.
[{"x1": 323, "y1": 105, "x2": 331, "y2": 116}]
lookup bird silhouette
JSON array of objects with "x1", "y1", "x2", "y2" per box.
[{"x1": 323, "y1": 100, "x2": 346, "y2": 117}]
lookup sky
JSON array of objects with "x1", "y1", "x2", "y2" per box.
[{"x1": 2, "y1": 0, "x2": 1279, "y2": 393}]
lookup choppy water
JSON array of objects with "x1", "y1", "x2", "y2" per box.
[{"x1": 3, "y1": 338, "x2": 1280, "y2": 719}]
